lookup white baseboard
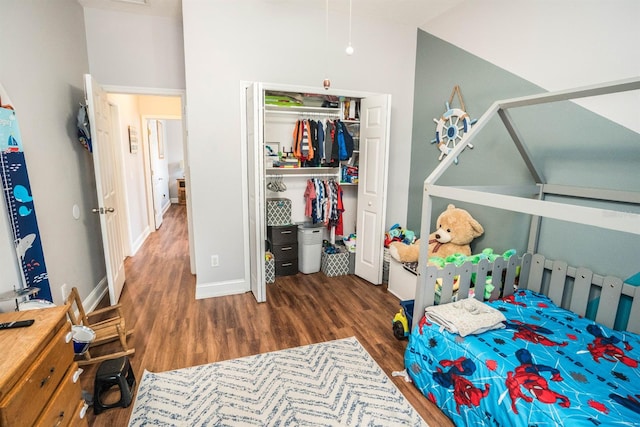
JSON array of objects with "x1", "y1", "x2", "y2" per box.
[
  {"x1": 195, "y1": 279, "x2": 249, "y2": 300},
  {"x1": 83, "y1": 277, "x2": 108, "y2": 313},
  {"x1": 131, "y1": 226, "x2": 151, "y2": 256}
]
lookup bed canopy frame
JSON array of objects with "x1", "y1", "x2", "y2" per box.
[{"x1": 413, "y1": 77, "x2": 640, "y2": 329}]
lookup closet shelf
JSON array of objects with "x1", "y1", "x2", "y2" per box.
[
  {"x1": 266, "y1": 167, "x2": 340, "y2": 177},
  {"x1": 265, "y1": 105, "x2": 342, "y2": 116}
]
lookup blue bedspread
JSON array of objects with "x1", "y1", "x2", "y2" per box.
[{"x1": 405, "y1": 290, "x2": 640, "y2": 426}]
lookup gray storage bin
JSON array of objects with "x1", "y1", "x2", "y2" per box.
[
  {"x1": 298, "y1": 224, "x2": 324, "y2": 274},
  {"x1": 266, "y1": 198, "x2": 292, "y2": 226}
]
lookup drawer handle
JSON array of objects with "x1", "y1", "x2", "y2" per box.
[
  {"x1": 282, "y1": 262, "x2": 293, "y2": 267},
  {"x1": 280, "y1": 230, "x2": 292, "y2": 234},
  {"x1": 281, "y1": 247, "x2": 292, "y2": 251},
  {"x1": 80, "y1": 403, "x2": 88, "y2": 419},
  {"x1": 65, "y1": 331, "x2": 73, "y2": 343},
  {"x1": 73, "y1": 368, "x2": 83, "y2": 383}
]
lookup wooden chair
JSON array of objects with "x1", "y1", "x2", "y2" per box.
[{"x1": 65, "y1": 287, "x2": 135, "y2": 366}]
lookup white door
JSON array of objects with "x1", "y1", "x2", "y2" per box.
[
  {"x1": 355, "y1": 94, "x2": 391, "y2": 284},
  {"x1": 246, "y1": 83, "x2": 266, "y2": 302},
  {"x1": 84, "y1": 74, "x2": 126, "y2": 304},
  {"x1": 147, "y1": 120, "x2": 164, "y2": 229}
]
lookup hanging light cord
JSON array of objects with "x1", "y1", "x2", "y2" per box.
[
  {"x1": 348, "y1": 0, "x2": 352, "y2": 46},
  {"x1": 323, "y1": 0, "x2": 331, "y2": 89}
]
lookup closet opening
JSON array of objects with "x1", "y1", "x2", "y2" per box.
[{"x1": 243, "y1": 82, "x2": 391, "y2": 303}]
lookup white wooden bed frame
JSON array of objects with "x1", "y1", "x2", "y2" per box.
[{"x1": 412, "y1": 77, "x2": 640, "y2": 334}]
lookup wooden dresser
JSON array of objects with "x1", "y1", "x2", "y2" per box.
[
  {"x1": 0, "y1": 306, "x2": 88, "y2": 426},
  {"x1": 177, "y1": 178, "x2": 186, "y2": 205}
]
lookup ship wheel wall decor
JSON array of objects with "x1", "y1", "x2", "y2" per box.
[{"x1": 430, "y1": 85, "x2": 477, "y2": 164}]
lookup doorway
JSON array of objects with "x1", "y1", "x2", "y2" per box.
[
  {"x1": 103, "y1": 87, "x2": 194, "y2": 275},
  {"x1": 144, "y1": 117, "x2": 183, "y2": 230}
]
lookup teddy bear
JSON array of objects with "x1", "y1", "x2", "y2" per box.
[{"x1": 388, "y1": 204, "x2": 484, "y2": 263}]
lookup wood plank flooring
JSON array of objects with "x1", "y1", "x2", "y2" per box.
[{"x1": 80, "y1": 204, "x2": 453, "y2": 426}]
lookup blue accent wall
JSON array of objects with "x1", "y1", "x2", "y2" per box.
[{"x1": 408, "y1": 30, "x2": 640, "y2": 278}]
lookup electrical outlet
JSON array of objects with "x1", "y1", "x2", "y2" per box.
[
  {"x1": 61, "y1": 283, "x2": 69, "y2": 301},
  {"x1": 211, "y1": 255, "x2": 219, "y2": 267}
]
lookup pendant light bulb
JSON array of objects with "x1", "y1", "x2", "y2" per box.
[
  {"x1": 345, "y1": 44, "x2": 354, "y2": 55},
  {"x1": 346, "y1": 0, "x2": 354, "y2": 56}
]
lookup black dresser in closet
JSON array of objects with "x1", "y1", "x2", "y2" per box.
[{"x1": 268, "y1": 225, "x2": 298, "y2": 276}]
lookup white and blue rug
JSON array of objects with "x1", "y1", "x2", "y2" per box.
[{"x1": 128, "y1": 337, "x2": 427, "y2": 426}]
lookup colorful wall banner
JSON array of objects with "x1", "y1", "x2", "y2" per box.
[{"x1": 0, "y1": 105, "x2": 52, "y2": 301}]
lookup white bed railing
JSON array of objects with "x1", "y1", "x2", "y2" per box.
[{"x1": 414, "y1": 253, "x2": 640, "y2": 334}]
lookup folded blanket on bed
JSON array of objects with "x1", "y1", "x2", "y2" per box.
[{"x1": 425, "y1": 297, "x2": 506, "y2": 337}]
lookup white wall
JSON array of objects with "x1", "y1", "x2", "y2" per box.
[
  {"x1": 107, "y1": 93, "x2": 150, "y2": 254},
  {"x1": 0, "y1": 0, "x2": 105, "y2": 310},
  {"x1": 182, "y1": 0, "x2": 417, "y2": 297},
  {"x1": 83, "y1": 7, "x2": 186, "y2": 90},
  {"x1": 421, "y1": 0, "x2": 640, "y2": 133}
]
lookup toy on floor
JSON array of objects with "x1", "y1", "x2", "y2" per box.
[
  {"x1": 393, "y1": 300, "x2": 415, "y2": 340},
  {"x1": 388, "y1": 204, "x2": 484, "y2": 263}
]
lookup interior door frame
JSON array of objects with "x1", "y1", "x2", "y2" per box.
[{"x1": 102, "y1": 85, "x2": 195, "y2": 275}]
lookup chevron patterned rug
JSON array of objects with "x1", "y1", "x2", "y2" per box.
[{"x1": 128, "y1": 337, "x2": 427, "y2": 426}]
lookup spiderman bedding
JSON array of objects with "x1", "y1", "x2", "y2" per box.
[{"x1": 405, "y1": 290, "x2": 640, "y2": 426}]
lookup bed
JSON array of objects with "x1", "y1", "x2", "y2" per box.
[
  {"x1": 405, "y1": 78, "x2": 640, "y2": 426},
  {"x1": 406, "y1": 253, "x2": 640, "y2": 426}
]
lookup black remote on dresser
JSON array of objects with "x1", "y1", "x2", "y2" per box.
[{"x1": 0, "y1": 319, "x2": 35, "y2": 330}]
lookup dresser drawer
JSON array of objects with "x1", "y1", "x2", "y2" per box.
[
  {"x1": 275, "y1": 259, "x2": 298, "y2": 276},
  {"x1": 0, "y1": 322, "x2": 73, "y2": 427},
  {"x1": 268, "y1": 225, "x2": 298, "y2": 245},
  {"x1": 35, "y1": 363, "x2": 83, "y2": 427},
  {"x1": 66, "y1": 400, "x2": 89, "y2": 427},
  {"x1": 272, "y1": 243, "x2": 298, "y2": 261}
]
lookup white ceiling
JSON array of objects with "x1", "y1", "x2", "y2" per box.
[{"x1": 77, "y1": 0, "x2": 464, "y2": 28}]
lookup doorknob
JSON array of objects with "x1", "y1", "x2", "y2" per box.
[{"x1": 92, "y1": 207, "x2": 114, "y2": 214}]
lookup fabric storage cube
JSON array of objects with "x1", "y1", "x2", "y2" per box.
[
  {"x1": 266, "y1": 198, "x2": 292, "y2": 226},
  {"x1": 265, "y1": 253, "x2": 275, "y2": 283},
  {"x1": 348, "y1": 252, "x2": 355, "y2": 275},
  {"x1": 321, "y1": 249, "x2": 349, "y2": 277}
]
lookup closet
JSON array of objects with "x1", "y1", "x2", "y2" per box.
[{"x1": 245, "y1": 82, "x2": 391, "y2": 302}]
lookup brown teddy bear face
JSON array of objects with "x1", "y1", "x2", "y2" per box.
[{"x1": 434, "y1": 204, "x2": 484, "y2": 245}]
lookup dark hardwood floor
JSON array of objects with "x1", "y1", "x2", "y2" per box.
[{"x1": 81, "y1": 204, "x2": 453, "y2": 426}]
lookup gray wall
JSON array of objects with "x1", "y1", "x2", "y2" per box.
[
  {"x1": 0, "y1": 0, "x2": 105, "y2": 309},
  {"x1": 409, "y1": 31, "x2": 640, "y2": 278}
]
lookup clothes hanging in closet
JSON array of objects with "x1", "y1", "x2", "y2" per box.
[
  {"x1": 293, "y1": 119, "x2": 354, "y2": 167},
  {"x1": 304, "y1": 178, "x2": 344, "y2": 236},
  {"x1": 325, "y1": 119, "x2": 354, "y2": 164},
  {"x1": 293, "y1": 119, "x2": 314, "y2": 161}
]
